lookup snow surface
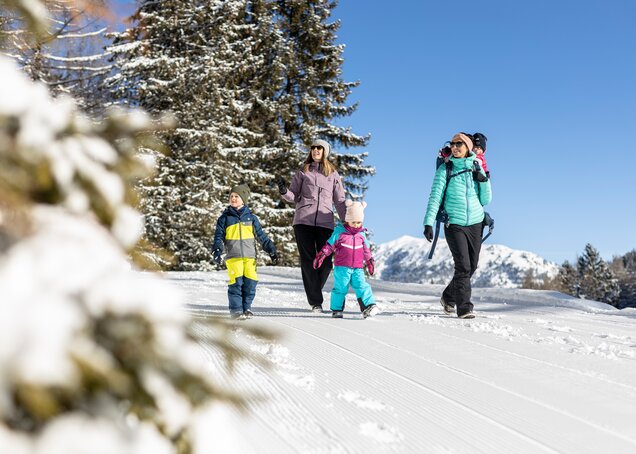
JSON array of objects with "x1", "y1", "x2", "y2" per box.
[{"x1": 172, "y1": 267, "x2": 636, "y2": 454}]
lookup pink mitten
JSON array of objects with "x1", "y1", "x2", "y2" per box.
[
  {"x1": 313, "y1": 251, "x2": 326, "y2": 270},
  {"x1": 366, "y1": 258, "x2": 375, "y2": 276}
]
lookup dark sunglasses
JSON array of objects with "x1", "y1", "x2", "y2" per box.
[
  {"x1": 449, "y1": 141, "x2": 465, "y2": 148},
  {"x1": 311, "y1": 145, "x2": 324, "y2": 150}
]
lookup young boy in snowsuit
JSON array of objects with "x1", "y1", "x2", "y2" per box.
[
  {"x1": 212, "y1": 184, "x2": 278, "y2": 320},
  {"x1": 312, "y1": 200, "x2": 378, "y2": 319}
]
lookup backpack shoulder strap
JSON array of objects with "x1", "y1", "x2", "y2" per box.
[
  {"x1": 445, "y1": 159, "x2": 453, "y2": 175},
  {"x1": 440, "y1": 160, "x2": 453, "y2": 206}
]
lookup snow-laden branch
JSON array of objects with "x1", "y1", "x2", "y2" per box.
[
  {"x1": 55, "y1": 26, "x2": 107, "y2": 39},
  {"x1": 41, "y1": 51, "x2": 112, "y2": 62},
  {"x1": 0, "y1": 50, "x2": 269, "y2": 453},
  {"x1": 47, "y1": 64, "x2": 112, "y2": 71}
]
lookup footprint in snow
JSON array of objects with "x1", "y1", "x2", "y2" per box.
[
  {"x1": 359, "y1": 422, "x2": 404, "y2": 443},
  {"x1": 337, "y1": 391, "x2": 386, "y2": 411}
]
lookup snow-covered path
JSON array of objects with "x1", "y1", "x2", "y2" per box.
[{"x1": 168, "y1": 269, "x2": 636, "y2": 454}]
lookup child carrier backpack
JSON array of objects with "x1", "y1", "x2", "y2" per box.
[{"x1": 428, "y1": 160, "x2": 495, "y2": 259}]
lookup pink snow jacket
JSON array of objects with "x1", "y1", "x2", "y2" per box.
[
  {"x1": 475, "y1": 153, "x2": 489, "y2": 175},
  {"x1": 319, "y1": 223, "x2": 372, "y2": 269},
  {"x1": 281, "y1": 162, "x2": 347, "y2": 229}
]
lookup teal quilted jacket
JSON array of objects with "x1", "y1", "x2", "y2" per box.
[{"x1": 423, "y1": 153, "x2": 492, "y2": 227}]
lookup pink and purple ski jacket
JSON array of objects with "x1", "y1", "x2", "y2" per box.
[
  {"x1": 319, "y1": 223, "x2": 372, "y2": 269},
  {"x1": 281, "y1": 162, "x2": 347, "y2": 230}
]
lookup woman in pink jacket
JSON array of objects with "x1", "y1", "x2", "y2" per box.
[{"x1": 277, "y1": 139, "x2": 347, "y2": 312}]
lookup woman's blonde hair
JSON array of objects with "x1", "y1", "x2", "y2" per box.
[{"x1": 303, "y1": 148, "x2": 337, "y2": 176}]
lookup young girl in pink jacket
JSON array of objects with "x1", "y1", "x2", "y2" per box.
[{"x1": 313, "y1": 200, "x2": 379, "y2": 319}]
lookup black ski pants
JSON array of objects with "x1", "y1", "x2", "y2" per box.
[
  {"x1": 442, "y1": 222, "x2": 484, "y2": 315},
  {"x1": 294, "y1": 224, "x2": 334, "y2": 308}
]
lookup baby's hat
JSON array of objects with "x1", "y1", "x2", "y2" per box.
[{"x1": 345, "y1": 200, "x2": 366, "y2": 223}]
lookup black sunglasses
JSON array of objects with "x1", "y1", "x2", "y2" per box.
[
  {"x1": 449, "y1": 141, "x2": 465, "y2": 148},
  {"x1": 311, "y1": 145, "x2": 324, "y2": 150}
]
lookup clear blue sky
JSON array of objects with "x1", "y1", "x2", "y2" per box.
[
  {"x1": 330, "y1": 0, "x2": 636, "y2": 263},
  {"x1": 112, "y1": 0, "x2": 635, "y2": 264}
]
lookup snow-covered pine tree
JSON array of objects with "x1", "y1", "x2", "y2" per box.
[
  {"x1": 210, "y1": 0, "x2": 293, "y2": 266},
  {"x1": 271, "y1": 0, "x2": 373, "y2": 199},
  {"x1": 576, "y1": 243, "x2": 621, "y2": 306},
  {"x1": 107, "y1": 0, "x2": 280, "y2": 270},
  {"x1": 234, "y1": 0, "x2": 374, "y2": 264},
  {"x1": 558, "y1": 261, "x2": 579, "y2": 296},
  {"x1": 107, "y1": 0, "x2": 374, "y2": 269},
  {"x1": 1, "y1": 2, "x2": 275, "y2": 450},
  {"x1": 610, "y1": 250, "x2": 636, "y2": 308},
  {"x1": 0, "y1": 0, "x2": 112, "y2": 114}
]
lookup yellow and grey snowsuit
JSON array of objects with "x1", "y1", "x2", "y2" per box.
[{"x1": 212, "y1": 205, "x2": 276, "y2": 315}]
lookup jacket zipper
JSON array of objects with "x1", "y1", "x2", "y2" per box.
[
  {"x1": 465, "y1": 167, "x2": 470, "y2": 223},
  {"x1": 351, "y1": 234, "x2": 356, "y2": 268},
  {"x1": 239, "y1": 214, "x2": 245, "y2": 258},
  {"x1": 314, "y1": 187, "x2": 321, "y2": 226}
]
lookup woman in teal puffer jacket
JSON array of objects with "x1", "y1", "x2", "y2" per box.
[{"x1": 423, "y1": 133, "x2": 492, "y2": 319}]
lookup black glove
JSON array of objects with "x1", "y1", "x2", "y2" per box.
[
  {"x1": 424, "y1": 225, "x2": 434, "y2": 242},
  {"x1": 269, "y1": 252, "x2": 279, "y2": 266},
  {"x1": 276, "y1": 177, "x2": 287, "y2": 195},
  {"x1": 473, "y1": 170, "x2": 489, "y2": 183},
  {"x1": 482, "y1": 212, "x2": 494, "y2": 228},
  {"x1": 472, "y1": 162, "x2": 489, "y2": 182},
  {"x1": 212, "y1": 248, "x2": 223, "y2": 266}
]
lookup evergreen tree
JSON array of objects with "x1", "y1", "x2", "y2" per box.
[
  {"x1": 215, "y1": 0, "x2": 296, "y2": 265},
  {"x1": 558, "y1": 261, "x2": 579, "y2": 296},
  {"x1": 107, "y1": 0, "x2": 280, "y2": 270},
  {"x1": 0, "y1": 3, "x2": 274, "y2": 450},
  {"x1": 0, "y1": 1, "x2": 112, "y2": 114},
  {"x1": 622, "y1": 250, "x2": 636, "y2": 270},
  {"x1": 576, "y1": 243, "x2": 621, "y2": 306},
  {"x1": 250, "y1": 0, "x2": 375, "y2": 264},
  {"x1": 107, "y1": 0, "x2": 374, "y2": 269},
  {"x1": 272, "y1": 0, "x2": 374, "y2": 198},
  {"x1": 611, "y1": 250, "x2": 636, "y2": 308}
]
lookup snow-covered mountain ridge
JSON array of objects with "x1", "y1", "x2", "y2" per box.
[{"x1": 375, "y1": 235, "x2": 559, "y2": 288}]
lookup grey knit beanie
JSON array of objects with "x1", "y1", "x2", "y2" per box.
[
  {"x1": 311, "y1": 139, "x2": 331, "y2": 157},
  {"x1": 230, "y1": 184, "x2": 250, "y2": 204}
]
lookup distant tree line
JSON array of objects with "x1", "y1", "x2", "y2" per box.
[{"x1": 522, "y1": 244, "x2": 635, "y2": 308}]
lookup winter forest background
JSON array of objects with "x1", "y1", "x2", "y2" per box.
[
  {"x1": 4, "y1": 0, "x2": 634, "y2": 305},
  {"x1": 4, "y1": 0, "x2": 375, "y2": 268},
  {"x1": 2, "y1": 0, "x2": 634, "y2": 304},
  {"x1": 0, "y1": 0, "x2": 635, "y2": 452}
]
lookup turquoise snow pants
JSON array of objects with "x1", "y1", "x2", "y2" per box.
[{"x1": 330, "y1": 266, "x2": 375, "y2": 312}]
